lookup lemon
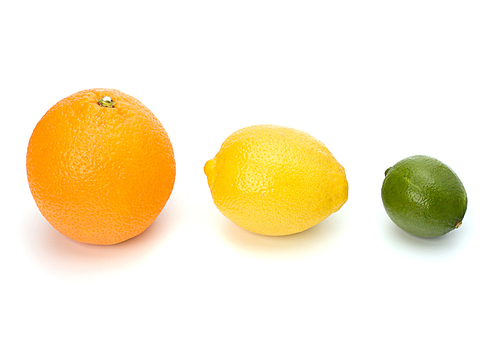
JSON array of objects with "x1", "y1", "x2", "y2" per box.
[
  {"x1": 204, "y1": 125, "x2": 348, "y2": 236},
  {"x1": 381, "y1": 155, "x2": 467, "y2": 238}
]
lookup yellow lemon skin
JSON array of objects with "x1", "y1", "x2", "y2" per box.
[{"x1": 204, "y1": 125, "x2": 348, "y2": 236}]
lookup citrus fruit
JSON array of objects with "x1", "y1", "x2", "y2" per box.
[
  {"x1": 204, "y1": 124, "x2": 348, "y2": 236},
  {"x1": 26, "y1": 88, "x2": 176, "y2": 245},
  {"x1": 381, "y1": 155, "x2": 467, "y2": 238}
]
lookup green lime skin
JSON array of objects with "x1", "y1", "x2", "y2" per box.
[{"x1": 381, "y1": 155, "x2": 467, "y2": 238}]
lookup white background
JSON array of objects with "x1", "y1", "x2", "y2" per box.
[{"x1": 1, "y1": 1, "x2": 499, "y2": 348}]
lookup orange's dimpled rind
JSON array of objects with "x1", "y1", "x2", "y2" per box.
[{"x1": 26, "y1": 88, "x2": 176, "y2": 245}]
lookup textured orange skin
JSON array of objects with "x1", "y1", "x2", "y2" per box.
[
  {"x1": 26, "y1": 89, "x2": 175, "y2": 245},
  {"x1": 205, "y1": 125, "x2": 348, "y2": 236}
]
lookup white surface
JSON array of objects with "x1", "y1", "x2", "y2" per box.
[{"x1": 2, "y1": 1, "x2": 499, "y2": 348}]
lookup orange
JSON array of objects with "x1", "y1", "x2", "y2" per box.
[{"x1": 26, "y1": 88, "x2": 176, "y2": 245}]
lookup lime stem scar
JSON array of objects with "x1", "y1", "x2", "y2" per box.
[
  {"x1": 454, "y1": 221, "x2": 463, "y2": 229},
  {"x1": 98, "y1": 96, "x2": 116, "y2": 108}
]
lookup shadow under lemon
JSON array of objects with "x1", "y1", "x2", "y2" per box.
[{"x1": 219, "y1": 212, "x2": 348, "y2": 257}]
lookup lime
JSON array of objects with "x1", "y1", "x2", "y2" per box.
[{"x1": 381, "y1": 155, "x2": 467, "y2": 238}]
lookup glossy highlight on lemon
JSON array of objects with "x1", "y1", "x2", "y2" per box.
[
  {"x1": 381, "y1": 155, "x2": 467, "y2": 238},
  {"x1": 204, "y1": 124, "x2": 348, "y2": 236}
]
